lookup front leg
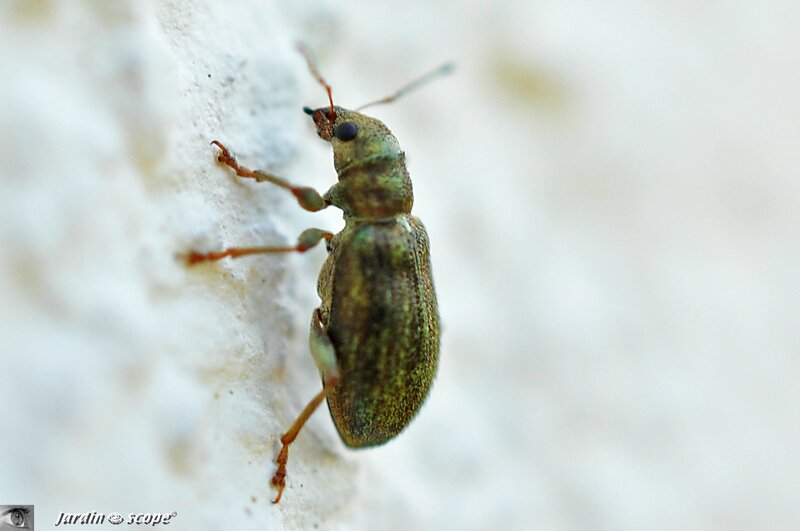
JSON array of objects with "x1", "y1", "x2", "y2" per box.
[{"x1": 212, "y1": 140, "x2": 328, "y2": 212}]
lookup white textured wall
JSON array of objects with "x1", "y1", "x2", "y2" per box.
[
  {"x1": 0, "y1": 1, "x2": 346, "y2": 529},
  {"x1": 1, "y1": 1, "x2": 799, "y2": 530}
]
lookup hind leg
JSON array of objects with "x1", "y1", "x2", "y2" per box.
[{"x1": 270, "y1": 309, "x2": 340, "y2": 503}]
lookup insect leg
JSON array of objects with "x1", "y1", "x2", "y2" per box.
[
  {"x1": 211, "y1": 140, "x2": 328, "y2": 212},
  {"x1": 185, "y1": 228, "x2": 333, "y2": 265},
  {"x1": 271, "y1": 309, "x2": 340, "y2": 503}
]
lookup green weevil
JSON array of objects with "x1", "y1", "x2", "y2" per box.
[{"x1": 187, "y1": 47, "x2": 451, "y2": 503}]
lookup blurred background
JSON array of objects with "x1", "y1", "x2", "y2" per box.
[{"x1": 0, "y1": 0, "x2": 797, "y2": 530}]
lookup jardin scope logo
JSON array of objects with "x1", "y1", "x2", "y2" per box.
[
  {"x1": 1, "y1": 505, "x2": 34, "y2": 530},
  {"x1": 54, "y1": 511, "x2": 177, "y2": 526}
]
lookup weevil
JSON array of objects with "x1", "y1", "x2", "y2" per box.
[{"x1": 187, "y1": 46, "x2": 451, "y2": 503}]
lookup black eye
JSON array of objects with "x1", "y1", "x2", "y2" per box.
[{"x1": 334, "y1": 121, "x2": 358, "y2": 141}]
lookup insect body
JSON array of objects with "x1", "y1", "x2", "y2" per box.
[{"x1": 187, "y1": 50, "x2": 449, "y2": 503}]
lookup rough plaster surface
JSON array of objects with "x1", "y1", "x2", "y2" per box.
[
  {"x1": 2, "y1": 1, "x2": 799, "y2": 530},
  {"x1": 0, "y1": 1, "x2": 349, "y2": 529}
]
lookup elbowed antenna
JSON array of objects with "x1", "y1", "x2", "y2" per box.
[
  {"x1": 356, "y1": 63, "x2": 455, "y2": 112},
  {"x1": 297, "y1": 43, "x2": 336, "y2": 119}
]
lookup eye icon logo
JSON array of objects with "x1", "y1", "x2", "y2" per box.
[{"x1": 108, "y1": 513, "x2": 124, "y2": 525}]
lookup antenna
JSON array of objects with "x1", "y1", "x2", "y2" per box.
[
  {"x1": 296, "y1": 43, "x2": 336, "y2": 119},
  {"x1": 356, "y1": 63, "x2": 455, "y2": 112}
]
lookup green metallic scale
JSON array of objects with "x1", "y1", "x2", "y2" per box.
[{"x1": 187, "y1": 50, "x2": 450, "y2": 503}]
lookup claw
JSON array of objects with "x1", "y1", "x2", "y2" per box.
[
  {"x1": 271, "y1": 442, "x2": 290, "y2": 504},
  {"x1": 211, "y1": 140, "x2": 235, "y2": 166},
  {"x1": 177, "y1": 251, "x2": 207, "y2": 266},
  {"x1": 184, "y1": 251, "x2": 207, "y2": 265}
]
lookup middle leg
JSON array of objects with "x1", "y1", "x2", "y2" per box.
[{"x1": 185, "y1": 228, "x2": 333, "y2": 265}]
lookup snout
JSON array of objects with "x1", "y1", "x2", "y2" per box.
[{"x1": 303, "y1": 106, "x2": 335, "y2": 140}]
